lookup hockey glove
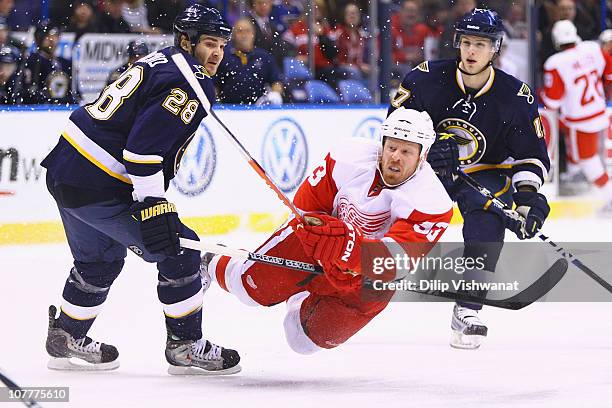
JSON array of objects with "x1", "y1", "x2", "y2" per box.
[
  {"x1": 507, "y1": 191, "x2": 550, "y2": 240},
  {"x1": 427, "y1": 134, "x2": 460, "y2": 178},
  {"x1": 130, "y1": 197, "x2": 182, "y2": 257},
  {"x1": 295, "y1": 213, "x2": 364, "y2": 273},
  {"x1": 322, "y1": 262, "x2": 363, "y2": 292}
]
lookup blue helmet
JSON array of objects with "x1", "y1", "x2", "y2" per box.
[
  {"x1": 173, "y1": 5, "x2": 232, "y2": 49},
  {"x1": 127, "y1": 40, "x2": 149, "y2": 58},
  {"x1": 453, "y1": 8, "x2": 504, "y2": 53}
]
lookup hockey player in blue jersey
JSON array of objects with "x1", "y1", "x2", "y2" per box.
[
  {"x1": 389, "y1": 8, "x2": 551, "y2": 349},
  {"x1": 41, "y1": 4, "x2": 241, "y2": 375}
]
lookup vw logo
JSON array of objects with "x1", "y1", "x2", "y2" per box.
[
  {"x1": 353, "y1": 116, "x2": 383, "y2": 140},
  {"x1": 172, "y1": 123, "x2": 216, "y2": 196},
  {"x1": 261, "y1": 118, "x2": 308, "y2": 193}
]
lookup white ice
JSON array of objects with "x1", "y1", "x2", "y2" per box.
[{"x1": 1, "y1": 219, "x2": 611, "y2": 408}]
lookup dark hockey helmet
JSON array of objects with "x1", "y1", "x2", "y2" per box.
[
  {"x1": 34, "y1": 20, "x2": 60, "y2": 47},
  {"x1": 173, "y1": 4, "x2": 232, "y2": 50},
  {"x1": 453, "y1": 8, "x2": 504, "y2": 53},
  {"x1": 127, "y1": 40, "x2": 149, "y2": 58}
]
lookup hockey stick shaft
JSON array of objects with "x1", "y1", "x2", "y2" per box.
[
  {"x1": 0, "y1": 369, "x2": 43, "y2": 407},
  {"x1": 180, "y1": 237, "x2": 324, "y2": 275},
  {"x1": 170, "y1": 53, "x2": 304, "y2": 222},
  {"x1": 457, "y1": 170, "x2": 612, "y2": 294}
]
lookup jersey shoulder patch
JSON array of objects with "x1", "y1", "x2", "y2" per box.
[
  {"x1": 413, "y1": 61, "x2": 430, "y2": 72},
  {"x1": 516, "y1": 82, "x2": 535, "y2": 104}
]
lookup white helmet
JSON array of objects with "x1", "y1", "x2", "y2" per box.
[
  {"x1": 599, "y1": 29, "x2": 612, "y2": 44},
  {"x1": 552, "y1": 20, "x2": 581, "y2": 50},
  {"x1": 379, "y1": 107, "x2": 436, "y2": 184}
]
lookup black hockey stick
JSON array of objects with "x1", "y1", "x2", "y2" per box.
[
  {"x1": 181, "y1": 238, "x2": 566, "y2": 309},
  {"x1": 180, "y1": 238, "x2": 324, "y2": 274},
  {"x1": 457, "y1": 169, "x2": 612, "y2": 294},
  {"x1": 0, "y1": 369, "x2": 43, "y2": 407}
]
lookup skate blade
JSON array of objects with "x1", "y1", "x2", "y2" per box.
[
  {"x1": 167, "y1": 364, "x2": 241, "y2": 376},
  {"x1": 450, "y1": 330, "x2": 484, "y2": 350},
  {"x1": 48, "y1": 357, "x2": 120, "y2": 371}
]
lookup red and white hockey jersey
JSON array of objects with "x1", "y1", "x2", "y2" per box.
[
  {"x1": 542, "y1": 41, "x2": 612, "y2": 132},
  {"x1": 293, "y1": 138, "x2": 454, "y2": 244}
]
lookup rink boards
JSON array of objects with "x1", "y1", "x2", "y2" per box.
[{"x1": 0, "y1": 105, "x2": 607, "y2": 244}]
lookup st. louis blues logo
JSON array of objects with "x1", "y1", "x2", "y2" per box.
[
  {"x1": 172, "y1": 123, "x2": 216, "y2": 196},
  {"x1": 353, "y1": 116, "x2": 383, "y2": 141},
  {"x1": 261, "y1": 118, "x2": 308, "y2": 193},
  {"x1": 436, "y1": 118, "x2": 486, "y2": 166}
]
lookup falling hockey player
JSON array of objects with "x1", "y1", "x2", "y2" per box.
[
  {"x1": 389, "y1": 8, "x2": 551, "y2": 349},
  {"x1": 204, "y1": 108, "x2": 454, "y2": 354},
  {"x1": 41, "y1": 5, "x2": 240, "y2": 374}
]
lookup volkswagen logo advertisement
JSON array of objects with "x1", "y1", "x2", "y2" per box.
[
  {"x1": 353, "y1": 116, "x2": 383, "y2": 140},
  {"x1": 172, "y1": 123, "x2": 217, "y2": 196},
  {"x1": 261, "y1": 118, "x2": 308, "y2": 193}
]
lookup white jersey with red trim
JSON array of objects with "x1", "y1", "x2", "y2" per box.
[
  {"x1": 542, "y1": 41, "x2": 611, "y2": 132},
  {"x1": 294, "y1": 138, "x2": 453, "y2": 244}
]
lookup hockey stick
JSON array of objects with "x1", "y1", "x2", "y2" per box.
[
  {"x1": 456, "y1": 170, "x2": 612, "y2": 294},
  {"x1": 180, "y1": 238, "x2": 566, "y2": 310},
  {"x1": 180, "y1": 237, "x2": 324, "y2": 274},
  {"x1": 170, "y1": 52, "x2": 304, "y2": 222},
  {"x1": 0, "y1": 368, "x2": 43, "y2": 407}
]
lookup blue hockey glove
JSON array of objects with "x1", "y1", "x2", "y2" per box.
[
  {"x1": 130, "y1": 197, "x2": 182, "y2": 257},
  {"x1": 427, "y1": 134, "x2": 460, "y2": 178},
  {"x1": 507, "y1": 191, "x2": 550, "y2": 240}
]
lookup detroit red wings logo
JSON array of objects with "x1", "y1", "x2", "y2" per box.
[{"x1": 336, "y1": 197, "x2": 391, "y2": 238}]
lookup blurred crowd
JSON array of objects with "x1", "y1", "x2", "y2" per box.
[{"x1": 0, "y1": 0, "x2": 611, "y2": 105}]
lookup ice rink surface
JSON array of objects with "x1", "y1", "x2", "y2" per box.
[{"x1": 1, "y1": 219, "x2": 611, "y2": 408}]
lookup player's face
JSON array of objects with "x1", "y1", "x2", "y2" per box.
[
  {"x1": 380, "y1": 139, "x2": 421, "y2": 185},
  {"x1": 41, "y1": 32, "x2": 59, "y2": 55},
  {"x1": 459, "y1": 34, "x2": 495, "y2": 73},
  {"x1": 193, "y1": 35, "x2": 227, "y2": 76}
]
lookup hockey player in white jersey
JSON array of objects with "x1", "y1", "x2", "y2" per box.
[
  {"x1": 202, "y1": 108, "x2": 454, "y2": 354},
  {"x1": 542, "y1": 20, "x2": 612, "y2": 213}
]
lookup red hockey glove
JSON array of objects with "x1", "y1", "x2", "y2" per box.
[
  {"x1": 322, "y1": 262, "x2": 363, "y2": 292},
  {"x1": 295, "y1": 213, "x2": 364, "y2": 273}
]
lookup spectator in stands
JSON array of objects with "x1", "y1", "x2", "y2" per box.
[
  {"x1": 22, "y1": 22, "x2": 77, "y2": 104},
  {"x1": 0, "y1": 45, "x2": 20, "y2": 104},
  {"x1": 0, "y1": 17, "x2": 22, "y2": 61},
  {"x1": 503, "y1": 3, "x2": 528, "y2": 39},
  {"x1": 0, "y1": 0, "x2": 14, "y2": 29},
  {"x1": 68, "y1": 0, "x2": 100, "y2": 42},
  {"x1": 147, "y1": 0, "x2": 185, "y2": 33},
  {"x1": 249, "y1": 0, "x2": 293, "y2": 67},
  {"x1": 391, "y1": 0, "x2": 430, "y2": 79},
  {"x1": 215, "y1": 17, "x2": 283, "y2": 105},
  {"x1": 437, "y1": 0, "x2": 476, "y2": 59},
  {"x1": 106, "y1": 39, "x2": 149, "y2": 84},
  {"x1": 50, "y1": 0, "x2": 72, "y2": 29},
  {"x1": 122, "y1": 0, "x2": 158, "y2": 34},
  {"x1": 98, "y1": 0, "x2": 132, "y2": 33},
  {"x1": 335, "y1": 3, "x2": 368, "y2": 79},
  {"x1": 285, "y1": 1, "x2": 350, "y2": 87},
  {"x1": 270, "y1": 0, "x2": 302, "y2": 35}
]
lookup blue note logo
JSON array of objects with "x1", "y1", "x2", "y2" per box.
[
  {"x1": 172, "y1": 124, "x2": 216, "y2": 196},
  {"x1": 261, "y1": 118, "x2": 308, "y2": 193},
  {"x1": 436, "y1": 118, "x2": 486, "y2": 166},
  {"x1": 353, "y1": 117, "x2": 383, "y2": 141}
]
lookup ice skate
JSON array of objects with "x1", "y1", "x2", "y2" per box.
[
  {"x1": 165, "y1": 326, "x2": 241, "y2": 376},
  {"x1": 46, "y1": 305, "x2": 119, "y2": 371},
  {"x1": 559, "y1": 171, "x2": 590, "y2": 196},
  {"x1": 450, "y1": 304, "x2": 488, "y2": 350}
]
